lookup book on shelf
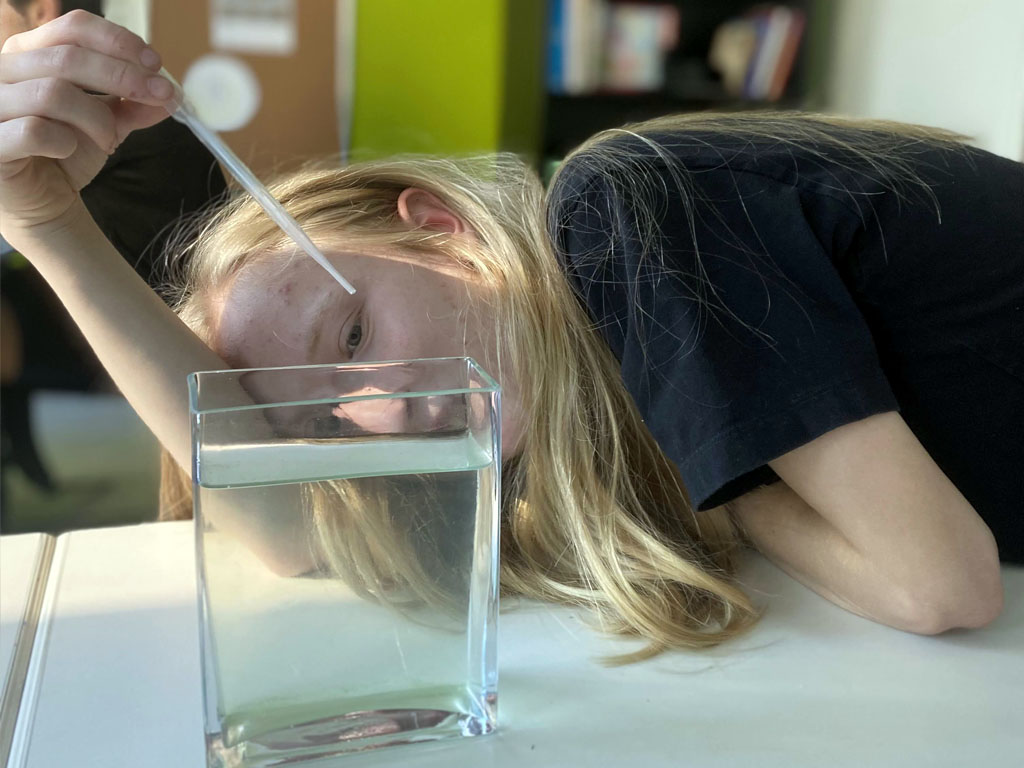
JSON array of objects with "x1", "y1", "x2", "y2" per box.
[
  {"x1": 714, "y1": 4, "x2": 806, "y2": 102},
  {"x1": 744, "y1": 5, "x2": 806, "y2": 101},
  {"x1": 548, "y1": 0, "x2": 608, "y2": 95},
  {"x1": 547, "y1": 0, "x2": 680, "y2": 96},
  {"x1": 767, "y1": 7, "x2": 806, "y2": 101}
]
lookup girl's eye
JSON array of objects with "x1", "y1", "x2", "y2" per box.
[{"x1": 345, "y1": 321, "x2": 363, "y2": 353}]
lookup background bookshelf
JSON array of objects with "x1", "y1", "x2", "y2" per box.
[{"x1": 541, "y1": 0, "x2": 831, "y2": 169}]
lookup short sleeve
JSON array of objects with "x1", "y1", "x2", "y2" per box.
[{"x1": 549, "y1": 160, "x2": 900, "y2": 511}]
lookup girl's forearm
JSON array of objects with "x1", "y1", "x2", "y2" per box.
[
  {"x1": 726, "y1": 480, "x2": 995, "y2": 634},
  {"x1": 19, "y1": 204, "x2": 316, "y2": 575},
  {"x1": 15, "y1": 201, "x2": 228, "y2": 471}
]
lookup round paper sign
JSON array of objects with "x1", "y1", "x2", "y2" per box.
[{"x1": 181, "y1": 54, "x2": 262, "y2": 132}]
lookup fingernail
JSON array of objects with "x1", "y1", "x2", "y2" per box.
[
  {"x1": 139, "y1": 47, "x2": 161, "y2": 70},
  {"x1": 148, "y1": 76, "x2": 173, "y2": 99}
]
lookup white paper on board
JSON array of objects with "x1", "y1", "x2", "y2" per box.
[{"x1": 210, "y1": 0, "x2": 297, "y2": 57}]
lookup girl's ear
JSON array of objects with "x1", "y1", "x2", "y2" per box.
[{"x1": 396, "y1": 187, "x2": 468, "y2": 234}]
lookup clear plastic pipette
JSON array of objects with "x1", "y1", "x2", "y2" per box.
[{"x1": 159, "y1": 68, "x2": 356, "y2": 294}]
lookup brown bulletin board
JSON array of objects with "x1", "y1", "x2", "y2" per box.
[{"x1": 149, "y1": 0, "x2": 341, "y2": 179}]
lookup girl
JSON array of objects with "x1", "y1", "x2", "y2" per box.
[{"x1": 2, "y1": 12, "x2": 1019, "y2": 665}]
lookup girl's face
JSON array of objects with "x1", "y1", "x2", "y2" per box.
[{"x1": 210, "y1": 246, "x2": 526, "y2": 457}]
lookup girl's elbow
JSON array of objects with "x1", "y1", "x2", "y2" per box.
[
  {"x1": 909, "y1": 571, "x2": 1005, "y2": 635},
  {"x1": 912, "y1": 525, "x2": 1005, "y2": 635}
]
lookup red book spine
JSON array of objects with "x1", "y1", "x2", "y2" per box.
[{"x1": 768, "y1": 8, "x2": 806, "y2": 102}]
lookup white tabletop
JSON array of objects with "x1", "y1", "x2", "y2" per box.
[
  {"x1": 12, "y1": 521, "x2": 1024, "y2": 768},
  {"x1": 0, "y1": 535, "x2": 46, "y2": 702}
]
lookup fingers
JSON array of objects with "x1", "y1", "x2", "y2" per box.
[
  {"x1": 0, "y1": 79, "x2": 117, "y2": 153},
  {"x1": 0, "y1": 116, "x2": 77, "y2": 165},
  {"x1": 1, "y1": 10, "x2": 157, "y2": 74},
  {"x1": 0, "y1": 11, "x2": 175, "y2": 157},
  {"x1": 106, "y1": 98, "x2": 171, "y2": 146},
  {"x1": 0, "y1": 44, "x2": 174, "y2": 106}
]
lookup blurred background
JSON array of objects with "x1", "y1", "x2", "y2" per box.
[{"x1": 1, "y1": 0, "x2": 1022, "y2": 537}]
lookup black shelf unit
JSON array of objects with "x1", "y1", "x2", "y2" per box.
[{"x1": 541, "y1": 0, "x2": 823, "y2": 159}]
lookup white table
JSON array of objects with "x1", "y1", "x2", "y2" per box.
[{"x1": 9, "y1": 522, "x2": 1023, "y2": 767}]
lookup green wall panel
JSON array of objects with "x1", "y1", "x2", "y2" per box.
[{"x1": 350, "y1": 0, "x2": 543, "y2": 164}]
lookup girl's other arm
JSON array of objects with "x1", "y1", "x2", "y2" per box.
[{"x1": 728, "y1": 411, "x2": 1003, "y2": 633}]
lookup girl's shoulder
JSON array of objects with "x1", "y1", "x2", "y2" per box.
[{"x1": 551, "y1": 122, "x2": 1021, "y2": 203}]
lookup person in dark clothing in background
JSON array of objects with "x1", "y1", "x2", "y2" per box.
[{"x1": 0, "y1": 0, "x2": 227, "y2": 515}]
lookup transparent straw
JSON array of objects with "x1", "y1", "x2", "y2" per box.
[{"x1": 159, "y1": 68, "x2": 356, "y2": 295}]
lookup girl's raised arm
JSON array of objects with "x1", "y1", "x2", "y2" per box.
[
  {"x1": 0, "y1": 9, "x2": 226, "y2": 470},
  {"x1": 1, "y1": 11, "x2": 314, "y2": 575}
]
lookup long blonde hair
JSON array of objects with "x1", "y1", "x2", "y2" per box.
[{"x1": 160, "y1": 110, "x2": 969, "y2": 665}]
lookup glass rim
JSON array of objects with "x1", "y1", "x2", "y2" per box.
[{"x1": 187, "y1": 356, "x2": 500, "y2": 415}]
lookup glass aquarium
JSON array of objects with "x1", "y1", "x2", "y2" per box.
[{"x1": 188, "y1": 358, "x2": 500, "y2": 767}]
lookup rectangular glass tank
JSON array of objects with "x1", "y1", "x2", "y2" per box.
[{"x1": 189, "y1": 358, "x2": 500, "y2": 767}]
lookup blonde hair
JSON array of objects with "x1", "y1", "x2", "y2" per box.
[{"x1": 160, "y1": 110, "x2": 970, "y2": 665}]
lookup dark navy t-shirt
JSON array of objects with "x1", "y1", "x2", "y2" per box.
[{"x1": 546, "y1": 128, "x2": 1024, "y2": 562}]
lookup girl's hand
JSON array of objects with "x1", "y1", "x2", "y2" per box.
[{"x1": 0, "y1": 10, "x2": 175, "y2": 240}]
